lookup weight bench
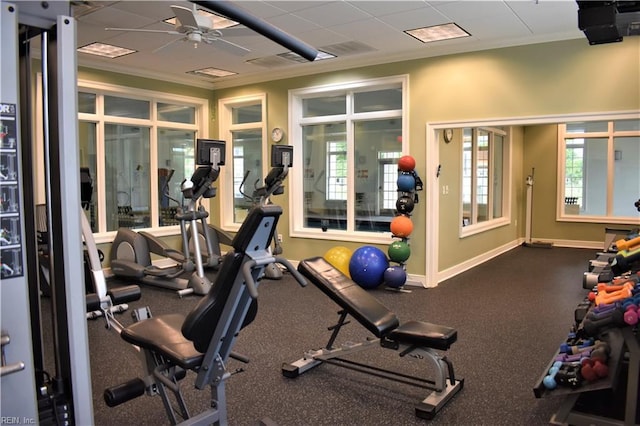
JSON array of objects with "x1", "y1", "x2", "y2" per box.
[
  {"x1": 103, "y1": 204, "x2": 307, "y2": 425},
  {"x1": 283, "y1": 257, "x2": 463, "y2": 420}
]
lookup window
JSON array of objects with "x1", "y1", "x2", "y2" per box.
[
  {"x1": 326, "y1": 140, "x2": 347, "y2": 201},
  {"x1": 77, "y1": 81, "x2": 207, "y2": 236},
  {"x1": 460, "y1": 127, "x2": 509, "y2": 236},
  {"x1": 291, "y1": 76, "x2": 407, "y2": 242},
  {"x1": 559, "y1": 118, "x2": 640, "y2": 222},
  {"x1": 218, "y1": 95, "x2": 266, "y2": 230}
]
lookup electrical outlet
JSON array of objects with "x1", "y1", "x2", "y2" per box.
[{"x1": 277, "y1": 234, "x2": 283, "y2": 243}]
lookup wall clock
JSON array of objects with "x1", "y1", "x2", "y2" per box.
[
  {"x1": 271, "y1": 127, "x2": 284, "y2": 143},
  {"x1": 444, "y1": 128, "x2": 453, "y2": 143}
]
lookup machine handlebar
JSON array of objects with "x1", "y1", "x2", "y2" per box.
[{"x1": 241, "y1": 255, "x2": 307, "y2": 299}]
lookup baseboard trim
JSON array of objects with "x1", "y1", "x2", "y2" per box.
[{"x1": 437, "y1": 239, "x2": 522, "y2": 285}]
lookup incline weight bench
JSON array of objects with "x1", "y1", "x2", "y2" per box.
[{"x1": 283, "y1": 257, "x2": 463, "y2": 420}]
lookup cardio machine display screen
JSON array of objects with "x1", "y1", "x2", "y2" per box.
[{"x1": 196, "y1": 139, "x2": 226, "y2": 166}]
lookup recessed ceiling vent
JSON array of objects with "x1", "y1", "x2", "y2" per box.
[
  {"x1": 320, "y1": 41, "x2": 375, "y2": 57},
  {"x1": 246, "y1": 56, "x2": 293, "y2": 68}
]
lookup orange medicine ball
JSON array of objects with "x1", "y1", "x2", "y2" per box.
[
  {"x1": 398, "y1": 155, "x2": 416, "y2": 172},
  {"x1": 390, "y1": 215, "x2": 413, "y2": 238}
]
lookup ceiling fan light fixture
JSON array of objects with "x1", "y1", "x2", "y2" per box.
[{"x1": 188, "y1": 32, "x2": 203, "y2": 43}]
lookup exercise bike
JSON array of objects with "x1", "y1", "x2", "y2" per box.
[
  {"x1": 110, "y1": 139, "x2": 226, "y2": 297},
  {"x1": 103, "y1": 145, "x2": 307, "y2": 425}
]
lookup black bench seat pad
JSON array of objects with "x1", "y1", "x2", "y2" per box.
[
  {"x1": 298, "y1": 257, "x2": 457, "y2": 351},
  {"x1": 388, "y1": 320, "x2": 457, "y2": 351},
  {"x1": 298, "y1": 257, "x2": 400, "y2": 338},
  {"x1": 121, "y1": 313, "x2": 203, "y2": 370}
]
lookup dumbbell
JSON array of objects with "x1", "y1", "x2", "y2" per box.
[
  {"x1": 580, "y1": 341, "x2": 610, "y2": 382},
  {"x1": 589, "y1": 303, "x2": 619, "y2": 317},
  {"x1": 560, "y1": 338, "x2": 593, "y2": 354},
  {"x1": 556, "y1": 349, "x2": 591, "y2": 363},
  {"x1": 543, "y1": 361, "x2": 564, "y2": 390},
  {"x1": 582, "y1": 308, "x2": 625, "y2": 337},
  {"x1": 595, "y1": 285, "x2": 633, "y2": 306},
  {"x1": 615, "y1": 236, "x2": 640, "y2": 252},
  {"x1": 623, "y1": 303, "x2": 640, "y2": 325},
  {"x1": 555, "y1": 363, "x2": 583, "y2": 389},
  {"x1": 581, "y1": 358, "x2": 609, "y2": 381}
]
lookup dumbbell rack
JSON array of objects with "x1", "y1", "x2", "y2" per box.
[{"x1": 533, "y1": 281, "x2": 640, "y2": 424}]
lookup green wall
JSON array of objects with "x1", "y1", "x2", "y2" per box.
[
  {"x1": 211, "y1": 38, "x2": 639, "y2": 277},
  {"x1": 79, "y1": 37, "x2": 640, "y2": 277},
  {"x1": 437, "y1": 127, "x2": 526, "y2": 271}
]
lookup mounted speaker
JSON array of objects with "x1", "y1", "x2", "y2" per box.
[{"x1": 578, "y1": 3, "x2": 623, "y2": 44}]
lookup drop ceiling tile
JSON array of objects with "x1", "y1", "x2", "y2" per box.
[
  {"x1": 292, "y1": 2, "x2": 373, "y2": 27},
  {"x1": 432, "y1": 0, "x2": 514, "y2": 21},
  {"x1": 347, "y1": 1, "x2": 431, "y2": 17},
  {"x1": 264, "y1": 1, "x2": 336, "y2": 13},
  {"x1": 76, "y1": 5, "x2": 157, "y2": 28},
  {"x1": 378, "y1": 6, "x2": 448, "y2": 31}
]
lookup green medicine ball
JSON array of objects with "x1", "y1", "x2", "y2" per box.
[{"x1": 388, "y1": 240, "x2": 411, "y2": 263}]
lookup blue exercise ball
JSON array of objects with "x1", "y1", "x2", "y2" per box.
[
  {"x1": 397, "y1": 173, "x2": 416, "y2": 192},
  {"x1": 349, "y1": 246, "x2": 389, "y2": 289},
  {"x1": 384, "y1": 266, "x2": 407, "y2": 288}
]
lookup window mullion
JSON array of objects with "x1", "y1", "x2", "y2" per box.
[
  {"x1": 471, "y1": 129, "x2": 478, "y2": 224},
  {"x1": 346, "y1": 118, "x2": 355, "y2": 232},
  {"x1": 96, "y1": 117, "x2": 106, "y2": 233},
  {"x1": 606, "y1": 122, "x2": 615, "y2": 216},
  {"x1": 149, "y1": 117, "x2": 159, "y2": 228},
  {"x1": 487, "y1": 132, "x2": 494, "y2": 220}
]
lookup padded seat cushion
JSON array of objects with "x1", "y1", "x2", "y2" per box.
[
  {"x1": 121, "y1": 313, "x2": 203, "y2": 370},
  {"x1": 298, "y1": 257, "x2": 400, "y2": 337},
  {"x1": 387, "y1": 320, "x2": 457, "y2": 351}
]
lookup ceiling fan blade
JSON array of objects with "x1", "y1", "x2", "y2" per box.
[
  {"x1": 105, "y1": 28, "x2": 182, "y2": 35},
  {"x1": 171, "y1": 5, "x2": 200, "y2": 29},
  {"x1": 219, "y1": 26, "x2": 256, "y2": 37},
  {"x1": 212, "y1": 37, "x2": 251, "y2": 56},
  {"x1": 152, "y1": 36, "x2": 186, "y2": 54}
]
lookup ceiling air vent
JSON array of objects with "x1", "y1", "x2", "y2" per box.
[
  {"x1": 246, "y1": 56, "x2": 293, "y2": 68},
  {"x1": 320, "y1": 41, "x2": 375, "y2": 57}
]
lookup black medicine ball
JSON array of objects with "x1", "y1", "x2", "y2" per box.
[{"x1": 396, "y1": 195, "x2": 414, "y2": 214}]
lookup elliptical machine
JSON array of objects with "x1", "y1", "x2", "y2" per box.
[
  {"x1": 110, "y1": 139, "x2": 226, "y2": 297},
  {"x1": 233, "y1": 146, "x2": 292, "y2": 279}
]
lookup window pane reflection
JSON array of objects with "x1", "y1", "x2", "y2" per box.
[
  {"x1": 303, "y1": 123, "x2": 346, "y2": 231},
  {"x1": 157, "y1": 129, "x2": 195, "y2": 226},
  {"x1": 105, "y1": 124, "x2": 150, "y2": 230},
  {"x1": 104, "y1": 95, "x2": 149, "y2": 119},
  {"x1": 157, "y1": 103, "x2": 195, "y2": 124},
  {"x1": 613, "y1": 136, "x2": 640, "y2": 216},
  {"x1": 79, "y1": 121, "x2": 98, "y2": 231},
  {"x1": 354, "y1": 119, "x2": 402, "y2": 231},
  {"x1": 232, "y1": 129, "x2": 263, "y2": 223}
]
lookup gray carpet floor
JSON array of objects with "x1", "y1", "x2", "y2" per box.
[{"x1": 41, "y1": 246, "x2": 599, "y2": 425}]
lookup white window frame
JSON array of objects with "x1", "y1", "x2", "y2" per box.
[
  {"x1": 459, "y1": 127, "x2": 511, "y2": 238},
  {"x1": 76, "y1": 80, "x2": 208, "y2": 242},
  {"x1": 557, "y1": 112, "x2": 640, "y2": 224},
  {"x1": 289, "y1": 75, "x2": 408, "y2": 244},
  {"x1": 218, "y1": 93, "x2": 267, "y2": 232}
]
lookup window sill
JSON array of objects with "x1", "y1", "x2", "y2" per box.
[
  {"x1": 556, "y1": 214, "x2": 640, "y2": 225},
  {"x1": 291, "y1": 228, "x2": 394, "y2": 245},
  {"x1": 459, "y1": 217, "x2": 510, "y2": 238}
]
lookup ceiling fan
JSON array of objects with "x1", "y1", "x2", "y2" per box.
[{"x1": 105, "y1": 4, "x2": 251, "y2": 55}]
